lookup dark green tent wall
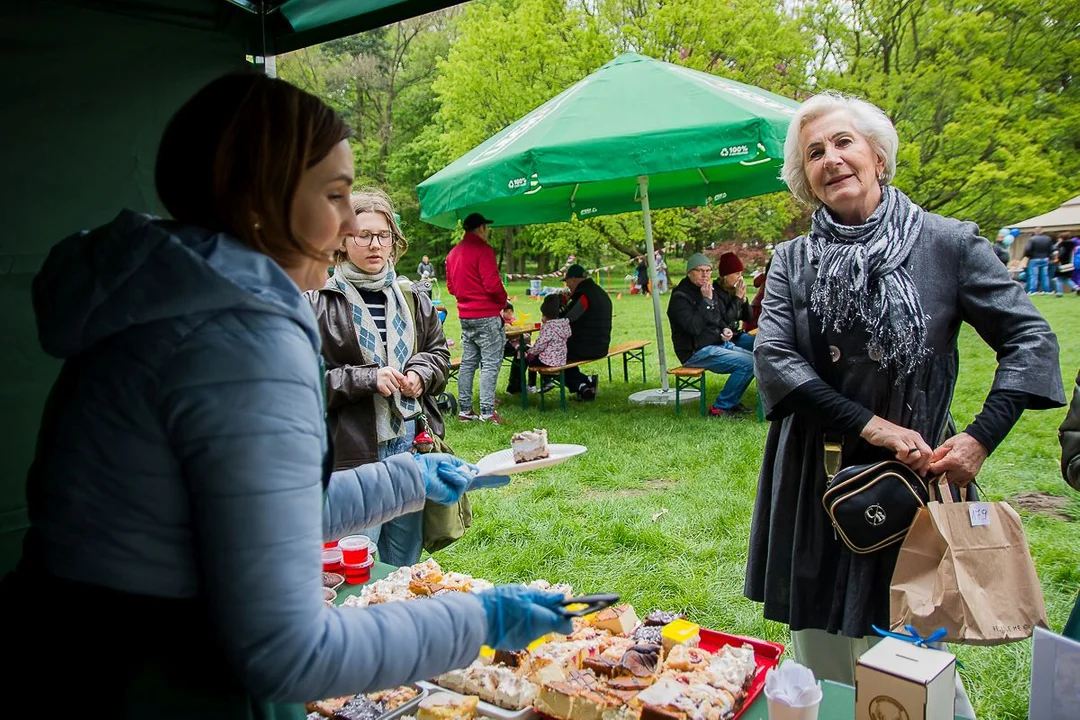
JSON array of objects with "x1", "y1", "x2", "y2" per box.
[
  {"x1": 2, "y1": 0, "x2": 464, "y2": 576},
  {"x1": 0, "y1": 1, "x2": 249, "y2": 574}
]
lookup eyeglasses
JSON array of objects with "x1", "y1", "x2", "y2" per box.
[{"x1": 349, "y1": 230, "x2": 394, "y2": 247}]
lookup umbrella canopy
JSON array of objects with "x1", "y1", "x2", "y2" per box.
[
  {"x1": 418, "y1": 52, "x2": 799, "y2": 229},
  {"x1": 1008, "y1": 194, "x2": 1080, "y2": 235}
]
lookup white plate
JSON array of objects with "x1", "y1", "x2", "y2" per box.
[{"x1": 475, "y1": 443, "x2": 587, "y2": 476}]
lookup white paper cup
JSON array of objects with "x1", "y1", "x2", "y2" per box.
[{"x1": 766, "y1": 697, "x2": 820, "y2": 720}]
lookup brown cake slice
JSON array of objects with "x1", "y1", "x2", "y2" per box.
[
  {"x1": 569, "y1": 689, "x2": 620, "y2": 720},
  {"x1": 594, "y1": 605, "x2": 639, "y2": 636},
  {"x1": 582, "y1": 656, "x2": 619, "y2": 678},
  {"x1": 534, "y1": 680, "x2": 578, "y2": 720},
  {"x1": 640, "y1": 705, "x2": 685, "y2": 720},
  {"x1": 416, "y1": 692, "x2": 478, "y2": 720},
  {"x1": 664, "y1": 645, "x2": 711, "y2": 672},
  {"x1": 367, "y1": 686, "x2": 420, "y2": 711},
  {"x1": 306, "y1": 696, "x2": 354, "y2": 717},
  {"x1": 618, "y1": 644, "x2": 662, "y2": 678}
]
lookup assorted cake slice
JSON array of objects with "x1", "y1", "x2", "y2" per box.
[
  {"x1": 429, "y1": 603, "x2": 758, "y2": 720},
  {"x1": 306, "y1": 684, "x2": 421, "y2": 720},
  {"x1": 331, "y1": 561, "x2": 762, "y2": 720},
  {"x1": 511, "y1": 428, "x2": 550, "y2": 463}
]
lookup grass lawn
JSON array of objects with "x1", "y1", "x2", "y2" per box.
[{"x1": 426, "y1": 274, "x2": 1079, "y2": 720}]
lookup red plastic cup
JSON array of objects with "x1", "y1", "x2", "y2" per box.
[
  {"x1": 322, "y1": 548, "x2": 343, "y2": 573},
  {"x1": 323, "y1": 540, "x2": 338, "y2": 550},
  {"x1": 342, "y1": 556, "x2": 375, "y2": 585},
  {"x1": 338, "y1": 535, "x2": 371, "y2": 565}
]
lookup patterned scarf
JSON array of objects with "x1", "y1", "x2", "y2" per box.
[
  {"x1": 806, "y1": 185, "x2": 928, "y2": 377},
  {"x1": 330, "y1": 261, "x2": 418, "y2": 444}
]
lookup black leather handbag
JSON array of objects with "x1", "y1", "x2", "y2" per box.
[{"x1": 821, "y1": 443, "x2": 930, "y2": 554}]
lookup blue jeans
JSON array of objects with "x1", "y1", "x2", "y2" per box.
[
  {"x1": 458, "y1": 316, "x2": 505, "y2": 415},
  {"x1": 1027, "y1": 258, "x2": 1051, "y2": 293},
  {"x1": 358, "y1": 420, "x2": 424, "y2": 566},
  {"x1": 685, "y1": 343, "x2": 755, "y2": 410}
]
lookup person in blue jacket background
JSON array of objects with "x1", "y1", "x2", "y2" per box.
[{"x1": 0, "y1": 73, "x2": 570, "y2": 717}]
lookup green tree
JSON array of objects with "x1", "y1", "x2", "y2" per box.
[
  {"x1": 424, "y1": 0, "x2": 812, "y2": 267},
  {"x1": 804, "y1": 0, "x2": 1080, "y2": 233},
  {"x1": 278, "y1": 10, "x2": 461, "y2": 267}
]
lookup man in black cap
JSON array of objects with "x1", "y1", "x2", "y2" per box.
[
  {"x1": 445, "y1": 212, "x2": 508, "y2": 423},
  {"x1": 560, "y1": 264, "x2": 612, "y2": 400}
]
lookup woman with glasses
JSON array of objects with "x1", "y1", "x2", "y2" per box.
[{"x1": 308, "y1": 190, "x2": 451, "y2": 566}]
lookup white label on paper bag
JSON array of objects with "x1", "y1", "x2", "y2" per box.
[{"x1": 969, "y1": 503, "x2": 990, "y2": 527}]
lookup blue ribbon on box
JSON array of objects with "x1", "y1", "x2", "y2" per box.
[
  {"x1": 871, "y1": 625, "x2": 964, "y2": 669},
  {"x1": 872, "y1": 624, "x2": 947, "y2": 647}
]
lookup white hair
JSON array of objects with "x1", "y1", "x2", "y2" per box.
[{"x1": 781, "y1": 91, "x2": 899, "y2": 207}]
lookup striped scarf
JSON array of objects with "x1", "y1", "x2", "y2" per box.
[
  {"x1": 330, "y1": 261, "x2": 418, "y2": 444},
  {"x1": 806, "y1": 185, "x2": 928, "y2": 377}
]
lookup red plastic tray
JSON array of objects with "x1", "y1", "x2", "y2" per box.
[{"x1": 699, "y1": 628, "x2": 785, "y2": 719}]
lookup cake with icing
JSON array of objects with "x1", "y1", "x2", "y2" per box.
[{"x1": 511, "y1": 428, "x2": 549, "y2": 463}]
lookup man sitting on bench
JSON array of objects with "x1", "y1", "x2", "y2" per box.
[
  {"x1": 667, "y1": 253, "x2": 755, "y2": 418},
  {"x1": 561, "y1": 264, "x2": 612, "y2": 401}
]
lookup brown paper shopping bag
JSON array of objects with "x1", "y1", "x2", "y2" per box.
[{"x1": 890, "y1": 479, "x2": 1049, "y2": 645}]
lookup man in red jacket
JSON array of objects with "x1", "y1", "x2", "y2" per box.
[{"x1": 446, "y1": 213, "x2": 508, "y2": 423}]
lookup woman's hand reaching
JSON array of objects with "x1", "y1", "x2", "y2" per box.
[
  {"x1": 859, "y1": 415, "x2": 933, "y2": 476},
  {"x1": 399, "y1": 370, "x2": 425, "y2": 398},
  {"x1": 375, "y1": 367, "x2": 407, "y2": 397},
  {"x1": 929, "y1": 432, "x2": 988, "y2": 487}
]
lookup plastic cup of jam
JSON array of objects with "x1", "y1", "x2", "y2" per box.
[
  {"x1": 338, "y1": 535, "x2": 371, "y2": 565},
  {"x1": 322, "y1": 548, "x2": 343, "y2": 573},
  {"x1": 342, "y1": 556, "x2": 375, "y2": 585}
]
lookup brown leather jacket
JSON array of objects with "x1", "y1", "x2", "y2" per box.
[{"x1": 306, "y1": 283, "x2": 450, "y2": 470}]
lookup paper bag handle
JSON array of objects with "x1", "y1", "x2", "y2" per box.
[{"x1": 932, "y1": 475, "x2": 969, "y2": 503}]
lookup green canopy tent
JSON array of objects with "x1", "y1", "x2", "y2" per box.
[
  {"x1": 417, "y1": 53, "x2": 799, "y2": 400},
  {"x1": 0, "y1": 0, "x2": 460, "y2": 575}
]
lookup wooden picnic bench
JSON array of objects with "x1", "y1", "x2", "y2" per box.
[
  {"x1": 667, "y1": 366, "x2": 708, "y2": 417},
  {"x1": 534, "y1": 340, "x2": 651, "y2": 411},
  {"x1": 446, "y1": 340, "x2": 651, "y2": 411},
  {"x1": 667, "y1": 365, "x2": 765, "y2": 420}
]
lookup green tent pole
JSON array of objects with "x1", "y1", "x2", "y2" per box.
[{"x1": 638, "y1": 175, "x2": 670, "y2": 392}]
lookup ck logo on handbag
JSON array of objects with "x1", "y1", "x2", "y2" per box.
[
  {"x1": 821, "y1": 439, "x2": 930, "y2": 554},
  {"x1": 865, "y1": 504, "x2": 887, "y2": 526}
]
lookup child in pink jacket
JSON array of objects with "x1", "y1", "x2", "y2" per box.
[{"x1": 527, "y1": 293, "x2": 572, "y2": 372}]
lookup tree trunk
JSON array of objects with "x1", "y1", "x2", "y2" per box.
[{"x1": 502, "y1": 227, "x2": 515, "y2": 274}]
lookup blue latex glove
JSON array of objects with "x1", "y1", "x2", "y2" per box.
[
  {"x1": 413, "y1": 452, "x2": 477, "y2": 505},
  {"x1": 468, "y1": 474, "x2": 512, "y2": 492},
  {"x1": 478, "y1": 585, "x2": 574, "y2": 650}
]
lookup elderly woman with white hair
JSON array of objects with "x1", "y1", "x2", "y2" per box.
[{"x1": 745, "y1": 92, "x2": 1065, "y2": 713}]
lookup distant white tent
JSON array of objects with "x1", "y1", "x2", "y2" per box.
[{"x1": 1010, "y1": 194, "x2": 1080, "y2": 235}]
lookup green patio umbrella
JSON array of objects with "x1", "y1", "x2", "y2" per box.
[{"x1": 418, "y1": 52, "x2": 800, "y2": 397}]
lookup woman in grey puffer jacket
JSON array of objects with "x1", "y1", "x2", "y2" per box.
[{"x1": 0, "y1": 73, "x2": 570, "y2": 718}]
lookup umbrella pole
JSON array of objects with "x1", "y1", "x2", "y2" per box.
[{"x1": 638, "y1": 176, "x2": 670, "y2": 392}]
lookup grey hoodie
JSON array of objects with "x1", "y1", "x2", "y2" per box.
[{"x1": 25, "y1": 211, "x2": 485, "y2": 701}]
